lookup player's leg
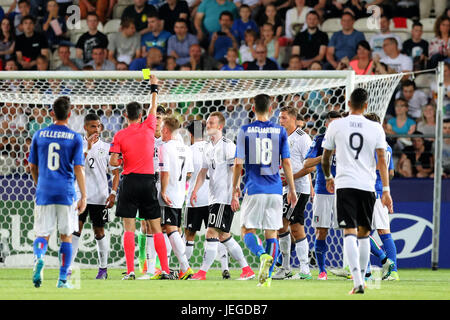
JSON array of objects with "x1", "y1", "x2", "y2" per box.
[
  {"x1": 217, "y1": 242, "x2": 230, "y2": 279},
  {"x1": 90, "y1": 205, "x2": 109, "y2": 280},
  {"x1": 191, "y1": 227, "x2": 220, "y2": 280},
  {"x1": 315, "y1": 228, "x2": 329, "y2": 279},
  {"x1": 69, "y1": 209, "x2": 87, "y2": 277},
  {"x1": 220, "y1": 232, "x2": 254, "y2": 280},
  {"x1": 32, "y1": 204, "x2": 54, "y2": 288},
  {"x1": 276, "y1": 192, "x2": 293, "y2": 279},
  {"x1": 378, "y1": 229, "x2": 398, "y2": 280},
  {"x1": 137, "y1": 217, "x2": 148, "y2": 273},
  {"x1": 147, "y1": 218, "x2": 171, "y2": 277},
  {"x1": 122, "y1": 217, "x2": 137, "y2": 279}
]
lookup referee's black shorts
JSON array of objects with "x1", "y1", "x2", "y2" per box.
[
  {"x1": 116, "y1": 173, "x2": 160, "y2": 220},
  {"x1": 336, "y1": 188, "x2": 376, "y2": 229}
]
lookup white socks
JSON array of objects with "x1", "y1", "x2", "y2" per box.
[
  {"x1": 168, "y1": 231, "x2": 190, "y2": 273},
  {"x1": 295, "y1": 237, "x2": 310, "y2": 274},
  {"x1": 358, "y1": 236, "x2": 370, "y2": 280},
  {"x1": 344, "y1": 234, "x2": 363, "y2": 288},
  {"x1": 96, "y1": 235, "x2": 109, "y2": 269},
  {"x1": 146, "y1": 234, "x2": 156, "y2": 274},
  {"x1": 279, "y1": 232, "x2": 291, "y2": 271},
  {"x1": 200, "y1": 238, "x2": 219, "y2": 272},
  {"x1": 222, "y1": 236, "x2": 248, "y2": 269},
  {"x1": 217, "y1": 242, "x2": 229, "y2": 271}
]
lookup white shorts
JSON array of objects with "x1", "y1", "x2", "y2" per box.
[
  {"x1": 312, "y1": 194, "x2": 338, "y2": 229},
  {"x1": 371, "y1": 198, "x2": 390, "y2": 230},
  {"x1": 240, "y1": 193, "x2": 283, "y2": 230},
  {"x1": 33, "y1": 203, "x2": 79, "y2": 237}
]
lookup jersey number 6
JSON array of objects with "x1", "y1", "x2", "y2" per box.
[{"x1": 47, "y1": 142, "x2": 61, "y2": 171}]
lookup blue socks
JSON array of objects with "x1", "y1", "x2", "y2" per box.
[
  {"x1": 314, "y1": 239, "x2": 327, "y2": 274},
  {"x1": 243, "y1": 233, "x2": 265, "y2": 258},
  {"x1": 59, "y1": 242, "x2": 72, "y2": 281},
  {"x1": 33, "y1": 237, "x2": 48, "y2": 259},
  {"x1": 265, "y1": 238, "x2": 279, "y2": 278},
  {"x1": 369, "y1": 234, "x2": 387, "y2": 261},
  {"x1": 380, "y1": 233, "x2": 397, "y2": 271}
]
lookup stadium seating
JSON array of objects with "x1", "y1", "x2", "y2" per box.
[{"x1": 103, "y1": 19, "x2": 121, "y2": 35}]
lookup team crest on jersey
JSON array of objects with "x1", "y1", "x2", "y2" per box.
[{"x1": 98, "y1": 148, "x2": 105, "y2": 157}]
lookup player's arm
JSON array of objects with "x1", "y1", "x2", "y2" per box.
[
  {"x1": 159, "y1": 145, "x2": 172, "y2": 206},
  {"x1": 231, "y1": 158, "x2": 243, "y2": 212},
  {"x1": 293, "y1": 166, "x2": 316, "y2": 180},
  {"x1": 376, "y1": 148, "x2": 393, "y2": 213},
  {"x1": 190, "y1": 167, "x2": 207, "y2": 207},
  {"x1": 105, "y1": 168, "x2": 120, "y2": 208},
  {"x1": 281, "y1": 158, "x2": 298, "y2": 207},
  {"x1": 160, "y1": 171, "x2": 172, "y2": 206},
  {"x1": 30, "y1": 163, "x2": 39, "y2": 185},
  {"x1": 148, "y1": 74, "x2": 159, "y2": 117},
  {"x1": 74, "y1": 165, "x2": 87, "y2": 214},
  {"x1": 321, "y1": 148, "x2": 334, "y2": 193},
  {"x1": 304, "y1": 156, "x2": 321, "y2": 168},
  {"x1": 109, "y1": 153, "x2": 122, "y2": 166}
]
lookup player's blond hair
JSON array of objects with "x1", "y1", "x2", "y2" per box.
[
  {"x1": 209, "y1": 111, "x2": 225, "y2": 126},
  {"x1": 163, "y1": 116, "x2": 180, "y2": 132}
]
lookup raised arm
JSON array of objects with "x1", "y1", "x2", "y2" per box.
[{"x1": 148, "y1": 74, "x2": 159, "y2": 117}]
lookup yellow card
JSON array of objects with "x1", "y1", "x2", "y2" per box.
[{"x1": 142, "y1": 68, "x2": 151, "y2": 80}]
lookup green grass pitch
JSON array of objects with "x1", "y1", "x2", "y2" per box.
[{"x1": 1, "y1": 268, "x2": 449, "y2": 300}]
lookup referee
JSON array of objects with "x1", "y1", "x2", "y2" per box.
[
  {"x1": 109, "y1": 75, "x2": 171, "y2": 280},
  {"x1": 321, "y1": 88, "x2": 393, "y2": 294}
]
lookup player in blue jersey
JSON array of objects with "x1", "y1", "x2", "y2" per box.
[
  {"x1": 28, "y1": 97, "x2": 87, "y2": 289},
  {"x1": 231, "y1": 94, "x2": 298, "y2": 287},
  {"x1": 303, "y1": 111, "x2": 342, "y2": 280},
  {"x1": 364, "y1": 113, "x2": 398, "y2": 281}
]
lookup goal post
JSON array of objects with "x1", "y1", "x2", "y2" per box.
[{"x1": 0, "y1": 70, "x2": 403, "y2": 269}]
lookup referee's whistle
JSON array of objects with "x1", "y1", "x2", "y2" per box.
[{"x1": 142, "y1": 68, "x2": 151, "y2": 80}]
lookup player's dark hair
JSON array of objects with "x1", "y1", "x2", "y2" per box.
[
  {"x1": 254, "y1": 94, "x2": 271, "y2": 114},
  {"x1": 187, "y1": 120, "x2": 205, "y2": 139},
  {"x1": 126, "y1": 101, "x2": 142, "y2": 121},
  {"x1": 157, "y1": 105, "x2": 166, "y2": 115},
  {"x1": 280, "y1": 106, "x2": 297, "y2": 119},
  {"x1": 326, "y1": 111, "x2": 342, "y2": 119},
  {"x1": 163, "y1": 117, "x2": 180, "y2": 132},
  {"x1": 364, "y1": 112, "x2": 381, "y2": 123},
  {"x1": 84, "y1": 112, "x2": 100, "y2": 123},
  {"x1": 52, "y1": 96, "x2": 71, "y2": 120},
  {"x1": 341, "y1": 111, "x2": 349, "y2": 117},
  {"x1": 350, "y1": 88, "x2": 368, "y2": 110}
]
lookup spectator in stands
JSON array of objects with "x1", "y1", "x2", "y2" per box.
[
  {"x1": 115, "y1": 61, "x2": 128, "y2": 70},
  {"x1": 341, "y1": 0, "x2": 369, "y2": 20},
  {"x1": 15, "y1": 15, "x2": 49, "y2": 70},
  {"x1": 129, "y1": 46, "x2": 164, "y2": 70},
  {"x1": 29, "y1": 106, "x2": 52, "y2": 137},
  {"x1": 194, "y1": 0, "x2": 238, "y2": 43},
  {"x1": 189, "y1": 43, "x2": 219, "y2": 70},
  {"x1": 348, "y1": 40, "x2": 374, "y2": 75},
  {"x1": 141, "y1": 13, "x2": 172, "y2": 56},
  {"x1": 428, "y1": 15, "x2": 450, "y2": 69},
  {"x1": 108, "y1": 17, "x2": 141, "y2": 66},
  {"x1": 325, "y1": 12, "x2": 365, "y2": 70},
  {"x1": 369, "y1": 15, "x2": 403, "y2": 60},
  {"x1": 121, "y1": 0, "x2": 157, "y2": 34},
  {"x1": 314, "y1": 0, "x2": 347, "y2": 20},
  {"x1": 231, "y1": 4, "x2": 258, "y2": 45},
  {"x1": 397, "y1": 132, "x2": 434, "y2": 178},
  {"x1": 443, "y1": 119, "x2": 450, "y2": 178},
  {"x1": 56, "y1": 0, "x2": 74, "y2": 18},
  {"x1": 56, "y1": 44, "x2": 82, "y2": 70},
  {"x1": 402, "y1": 21, "x2": 429, "y2": 71},
  {"x1": 36, "y1": 54, "x2": 49, "y2": 70},
  {"x1": 285, "y1": 0, "x2": 312, "y2": 40},
  {"x1": 42, "y1": 0, "x2": 70, "y2": 51},
  {"x1": 287, "y1": 54, "x2": 302, "y2": 70},
  {"x1": 420, "y1": 0, "x2": 446, "y2": 19},
  {"x1": 257, "y1": 3, "x2": 283, "y2": 38},
  {"x1": 395, "y1": 80, "x2": 428, "y2": 120},
  {"x1": 79, "y1": 0, "x2": 113, "y2": 24},
  {"x1": 11, "y1": 0, "x2": 34, "y2": 36},
  {"x1": 385, "y1": 98, "x2": 416, "y2": 149},
  {"x1": 208, "y1": 11, "x2": 238, "y2": 62},
  {"x1": 167, "y1": 18, "x2": 198, "y2": 65},
  {"x1": 75, "y1": 12, "x2": 108, "y2": 64},
  {"x1": 246, "y1": 42, "x2": 279, "y2": 70},
  {"x1": 221, "y1": 47, "x2": 244, "y2": 70},
  {"x1": 380, "y1": 37, "x2": 413, "y2": 74},
  {"x1": 261, "y1": 22, "x2": 279, "y2": 62},
  {"x1": 291, "y1": 10, "x2": 328, "y2": 69},
  {"x1": 430, "y1": 61, "x2": 450, "y2": 120},
  {"x1": 159, "y1": 0, "x2": 190, "y2": 35},
  {"x1": 417, "y1": 103, "x2": 436, "y2": 142},
  {"x1": 86, "y1": 46, "x2": 115, "y2": 70},
  {"x1": 239, "y1": 29, "x2": 256, "y2": 64},
  {"x1": 165, "y1": 56, "x2": 178, "y2": 70},
  {"x1": 4, "y1": 58, "x2": 18, "y2": 70},
  {"x1": 0, "y1": 18, "x2": 15, "y2": 62}
]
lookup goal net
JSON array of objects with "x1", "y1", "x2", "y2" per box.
[{"x1": 0, "y1": 70, "x2": 402, "y2": 270}]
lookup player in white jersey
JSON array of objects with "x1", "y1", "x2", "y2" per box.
[
  {"x1": 71, "y1": 113, "x2": 120, "y2": 280},
  {"x1": 137, "y1": 106, "x2": 166, "y2": 278},
  {"x1": 183, "y1": 120, "x2": 231, "y2": 279},
  {"x1": 158, "y1": 116, "x2": 195, "y2": 280},
  {"x1": 190, "y1": 111, "x2": 255, "y2": 281},
  {"x1": 321, "y1": 88, "x2": 393, "y2": 294},
  {"x1": 274, "y1": 106, "x2": 315, "y2": 280}
]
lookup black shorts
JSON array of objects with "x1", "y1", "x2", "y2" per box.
[
  {"x1": 79, "y1": 204, "x2": 109, "y2": 228},
  {"x1": 161, "y1": 206, "x2": 182, "y2": 227},
  {"x1": 208, "y1": 204, "x2": 234, "y2": 233},
  {"x1": 184, "y1": 206, "x2": 209, "y2": 232},
  {"x1": 336, "y1": 188, "x2": 376, "y2": 229},
  {"x1": 116, "y1": 173, "x2": 160, "y2": 220},
  {"x1": 283, "y1": 192, "x2": 309, "y2": 225}
]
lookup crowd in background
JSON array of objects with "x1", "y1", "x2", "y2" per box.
[{"x1": 0, "y1": 0, "x2": 450, "y2": 179}]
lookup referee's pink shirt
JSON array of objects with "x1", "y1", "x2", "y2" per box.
[{"x1": 109, "y1": 114, "x2": 156, "y2": 175}]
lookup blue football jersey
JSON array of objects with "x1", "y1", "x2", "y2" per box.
[
  {"x1": 375, "y1": 144, "x2": 394, "y2": 197},
  {"x1": 236, "y1": 120, "x2": 290, "y2": 195},
  {"x1": 305, "y1": 134, "x2": 336, "y2": 195},
  {"x1": 28, "y1": 124, "x2": 84, "y2": 205}
]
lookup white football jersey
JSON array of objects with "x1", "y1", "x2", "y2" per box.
[
  {"x1": 154, "y1": 137, "x2": 164, "y2": 191},
  {"x1": 283, "y1": 127, "x2": 312, "y2": 195},
  {"x1": 322, "y1": 114, "x2": 387, "y2": 192},
  {"x1": 186, "y1": 141, "x2": 210, "y2": 208},
  {"x1": 76, "y1": 138, "x2": 119, "y2": 205},
  {"x1": 202, "y1": 137, "x2": 236, "y2": 205},
  {"x1": 158, "y1": 139, "x2": 194, "y2": 208}
]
